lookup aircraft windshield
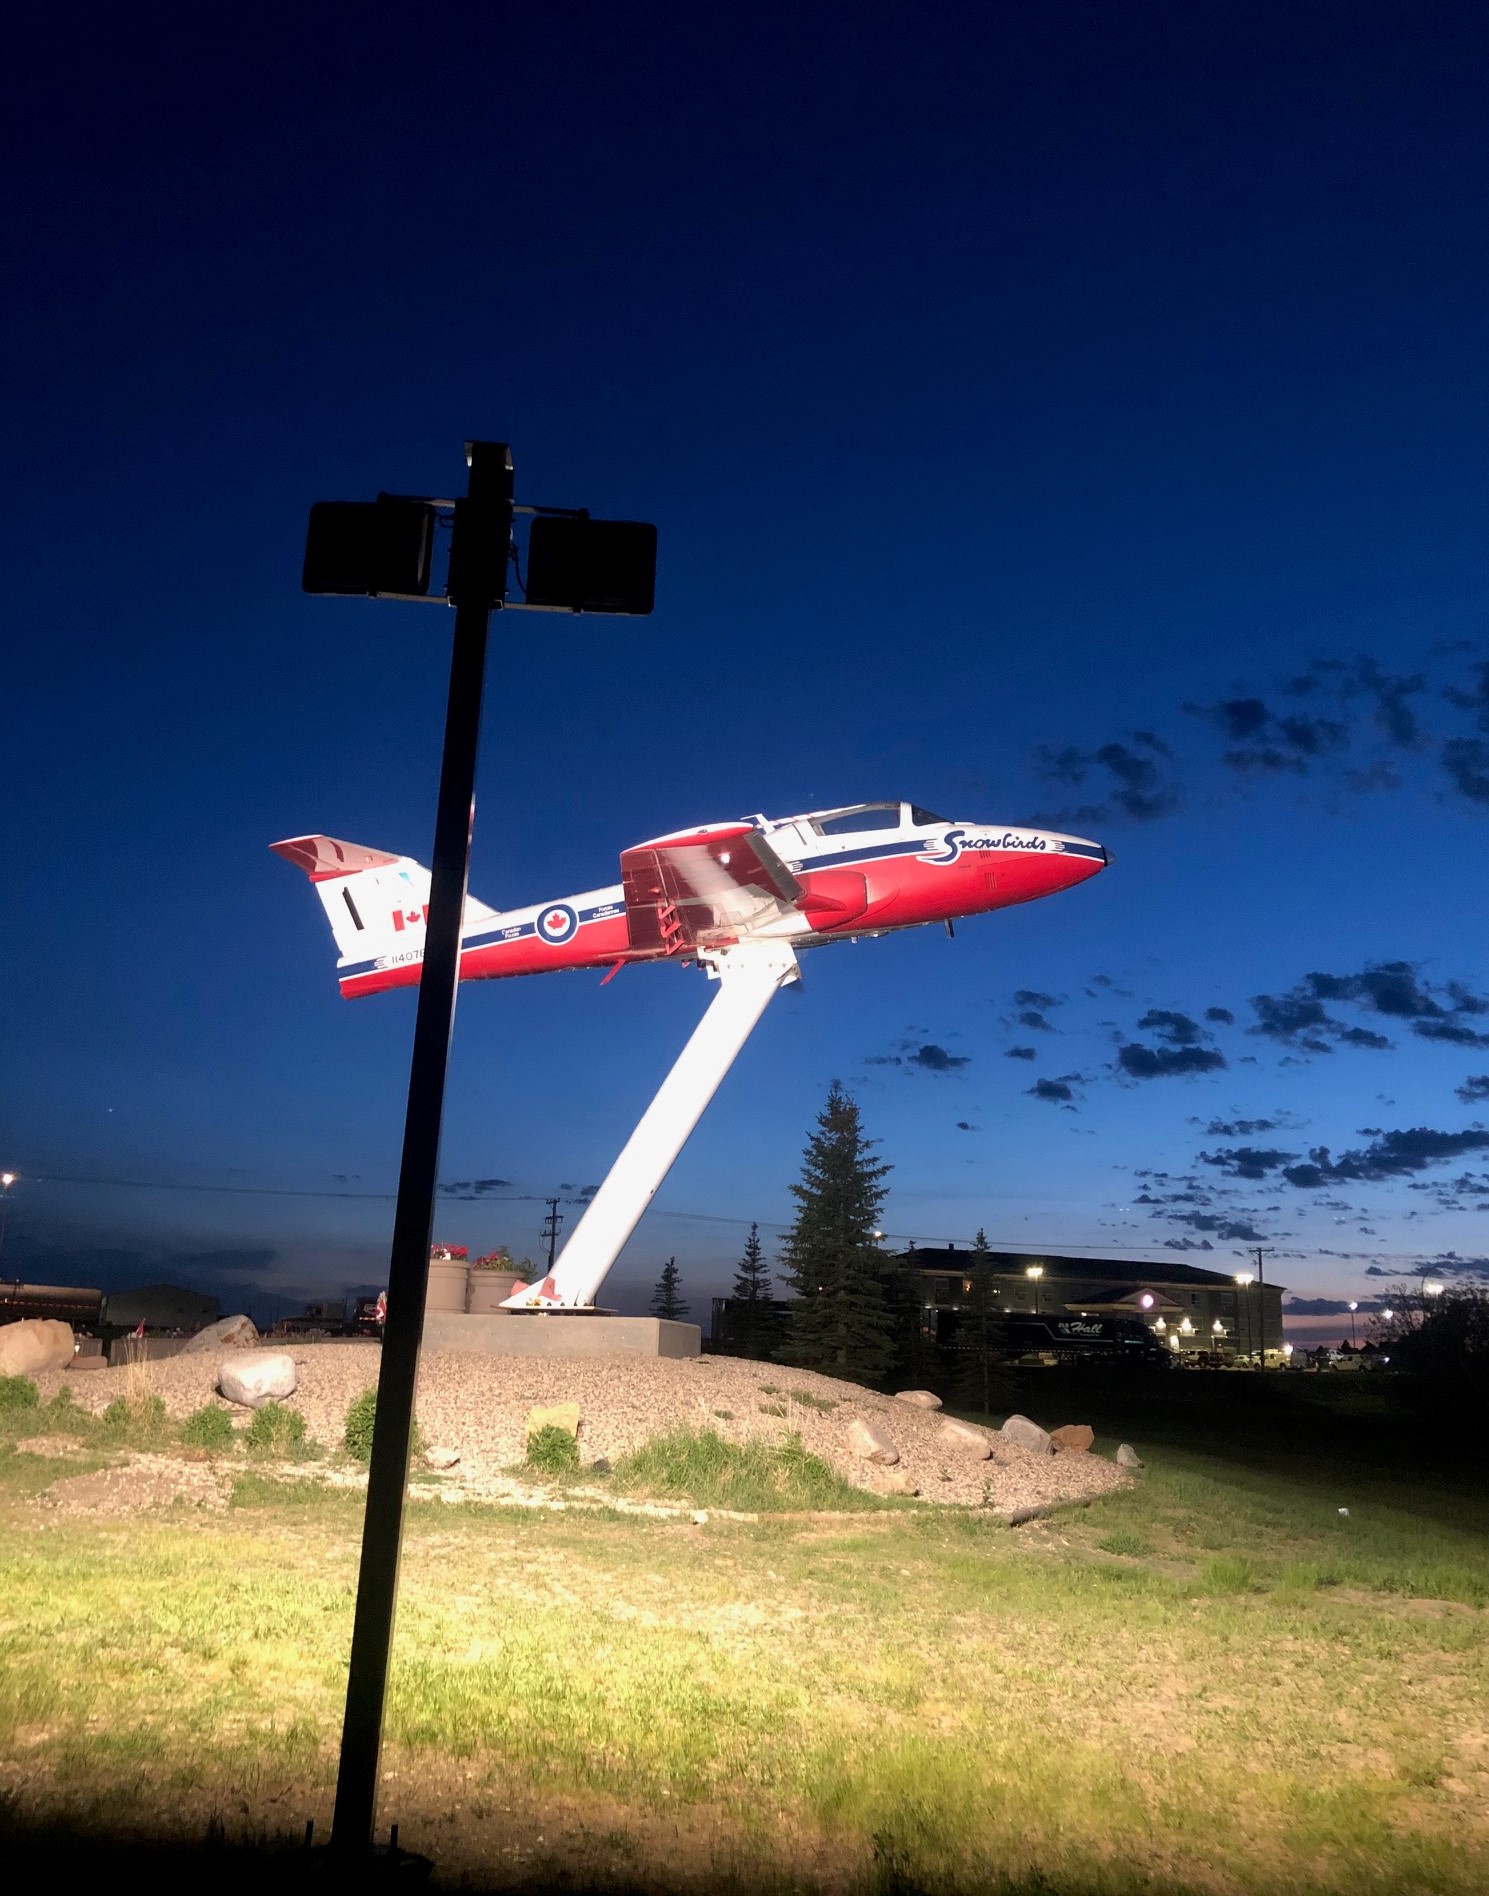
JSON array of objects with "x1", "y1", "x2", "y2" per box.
[
  {"x1": 813, "y1": 804, "x2": 902, "y2": 836},
  {"x1": 910, "y1": 805, "x2": 947, "y2": 825}
]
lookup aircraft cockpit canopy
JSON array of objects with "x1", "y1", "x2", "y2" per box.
[{"x1": 807, "y1": 801, "x2": 947, "y2": 836}]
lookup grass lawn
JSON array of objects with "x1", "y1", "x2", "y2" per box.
[{"x1": 2, "y1": 1377, "x2": 1488, "y2": 1892}]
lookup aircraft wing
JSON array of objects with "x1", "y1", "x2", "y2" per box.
[{"x1": 620, "y1": 824, "x2": 803, "y2": 951}]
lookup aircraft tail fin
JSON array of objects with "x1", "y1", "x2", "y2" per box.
[{"x1": 270, "y1": 834, "x2": 496, "y2": 976}]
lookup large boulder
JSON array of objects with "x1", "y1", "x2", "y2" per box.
[
  {"x1": 845, "y1": 1417, "x2": 900, "y2": 1465},
  {"x1": 183, "y1": 1314, "x2": 258, "y2": 1355},
  {"x1": 1051, "y1": 1423, "x2": 1094, "y2": 1454},
  {"x1": 1000, "y1": 1413, "x2": 1054, "y2": 1456},
  {"x1": 526, "y1": 1401, "x2": 581, "y2": 1440},
  {"x1": 0, "y1": 1319, "x2": 74, "y2": 1376},
  {"x1": 893, "y1": 1389, "x2": 943, "y2": 1411},
  {"x1": 218, "y1": 1351, "x2": 298, "y2": 1409},
  {"x1": 936, "y1": 1417, "x2": 993, "y2": 1459}
]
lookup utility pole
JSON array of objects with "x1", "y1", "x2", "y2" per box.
[
  {"x1": 299, "y1": 439, "x2": 656, "y2": 1865},
  {"x1": 541, "y1": 1196, "x2": 564, "y2": 1272},
  {"x1": 1255, "y1": 1246, "x2": 1267, "y2": 1371}
]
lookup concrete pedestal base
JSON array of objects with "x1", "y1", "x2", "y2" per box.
[{"x1": 421, "y1": 1311, "x2": 701, "y2": 1360}]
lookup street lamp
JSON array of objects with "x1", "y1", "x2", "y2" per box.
[
  {"x1": 1423, "y1": 1280, "x2": 1445, "y2": 1299},
  {"x1": 1025, "y1": 1263, "x2": 1044, "y2": 1315},
  {"x1": 1234, "y1": 1271, "x2": 1255, "y2": 1364},
  {"x1": 1348, "y1": 1300, "x2": 1358, "y2": 1347}
]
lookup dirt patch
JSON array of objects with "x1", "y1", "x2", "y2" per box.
[
  {"x1": 30, "y1": 1345, "x2": 1129, "y2": 1512},
  {"x1": 37, "y1": 1455, "x2": 234, "y2": 1516}
]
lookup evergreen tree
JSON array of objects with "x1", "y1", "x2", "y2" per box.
[
  {"x1": 956, "y1": 1227, "x2": 1007, "y2": 1414},
  {"x1": 729, "y1": 1222, "x2": 774, "y2": 1358},
  {"x1": 779, "y1": 1081, "x2": 896, "y2": 1382},
  {"x1": 650, "y1": 1256, "x2": 688, "y2": 1321}
]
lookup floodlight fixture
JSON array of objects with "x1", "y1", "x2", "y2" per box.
[
  {"x1": 1139, "y1": 1292, "x2": 1154, "y2": 1309},
  {"x1": 523, "y1": 514, "x2": 657, "y2": 614},
  {"x1": 1234, "y1": 1271, "x2": 1255, "y2": 1286},
  {"x1": 1348, "y1": 1300, "x2": 1358, "y2": 1312},
  {"x1": 1212, "y1": 1319, "x2": 1224, "y2": 1334},
  {"x1": 1382, "y1": 1308, "x2": 1394, "y2": 1321},
  {"x1": 302, "y1": 497, "x2": 436, "y2": 598},
  {"x1": 1423, "y1": 1280, "x2": 1445, "y2": 1297},
  {"x1": 0, "y1": 1172, "x2": 14, "y2": 1188}
]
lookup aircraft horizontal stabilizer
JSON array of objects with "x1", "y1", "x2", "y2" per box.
[{"x1": 270, "y1": 835, "x2": 402, "y2": 880}]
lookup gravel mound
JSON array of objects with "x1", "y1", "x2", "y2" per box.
[{"x1": 33, "y1": 1345, "x2": 1129, "y2": 1512}]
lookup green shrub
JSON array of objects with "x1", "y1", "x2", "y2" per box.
[
  {"x1": 525, "y1": 1424, "x2": 581, "y2": 1475},
  {"x1": 183, "y1": 1404, "x2": 236, "y2": 1451},
  {"x1": 612, "y1": 1427, "x2": 892, "y2": 1512},
  {"x1": 246, "y1": 1402, "x2": 306, "y2": 1458},
  {"x1": 343, "y1": 1387, "x2": 424, "y2": 1464},
  {"x1": 791, "y1": 1389, "x2": 838, "y2": 1412},
  {"x1": 0, "y1": 1375, "x2": 40, "y2": 1413},
  {"x1": 101, "y1": 1394, "x2": 169, "y2": 1445}
]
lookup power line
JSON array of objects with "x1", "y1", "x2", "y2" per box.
[{"x1": 14, "y1": 1169, "x2": 1473, "y2": 1266}]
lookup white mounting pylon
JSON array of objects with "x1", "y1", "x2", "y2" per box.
[{"x1": 502, "y1": 940, "x2": 801, "y2": 1309}]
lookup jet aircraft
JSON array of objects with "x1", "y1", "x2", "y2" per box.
[{"x1": 274, "y1": 803, "x2": 1106, "y2": 1311}]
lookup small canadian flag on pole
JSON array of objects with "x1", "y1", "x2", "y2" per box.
[{"x1": 133, "y1": 1320, "x2": 146, "y2": 1339}]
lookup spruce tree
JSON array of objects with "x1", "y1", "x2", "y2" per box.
[
  {"x1": 956, "y1": 1227, "x2": 1006, "y2": 1414},
  {"x1": 729, "y1": 1222, "x2": 773, "y2": 1358},
  {"x1": 779, "y1": 1081, "x2": 895, "y2": 1382},
  {"x1": 650, "y1": 1256, "x2": 688, "y2": 1321}
]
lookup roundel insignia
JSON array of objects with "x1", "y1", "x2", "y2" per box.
[{"x1": 537, "y1": 903, "x2": 579, "y2": 946}]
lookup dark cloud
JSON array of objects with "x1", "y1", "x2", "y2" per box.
[
  {"x1": 1205, "y1": 1007, "x2": 1235, "y2": 1026},
  {"x1": 1013, "y1": 989, "x2": 1060, "y2": 1011},
  {"x1": 955, "y1": 1120, "x2": 978, "y2": 1132},
  {"x1": 1199, "y1": 1146, "x2": 1298, "y2": 1180},
  {"x1": 1283, "y1": 1297, "x2": 1387, "y2": 1317},
  {"x1": 1028, "y1": 1078, "x2": 1074, "y2": 1103},
  {"x1": 1249, "y1": 961, "x2": 1489, "y2": 1054},
  {"x1": 1192, "y1": 660, "x2": 1428, "y2": 782},
  {"x1": 1440, "y1": 737, "x2": 1489, "y2": 806},
  {"x1": 1414, "y1": 1018, "x2": 1489, "y2": 1049},
  {"x1": 438, "y1": 1177, "x2": 515, "y2": 1198},
  {"x1": 1165, "y1": 1210, "x2": 1270, "y2": 1243},
  {"x1": 1445, "y1": 659, "x2": 1489, "y2": 733},
  {"x1": 1456, "y1": 1075, "x2": 1489, "y2": 1103},
  {"x1": 1281, "y1": 1127, "x2": 1489, "y2": 1189},
  {"x1": 1004, "y1": 1045, "x2": 1038, "y2": 1061},
  {"x1": 1138, "y1": 1009, "x2": 1204, "y2": 1045},
  {"x1": 868, "y1": 1041, "x2": 971, "y2": 1073},
  {"x1": 1118, "y1": 1043, "x2": 1226, "y2": 1080},
  {"x1": 1034, "y1": 731, "x2": 1180, "y2": 825},
  {"x1": 908, "y1": 1043, "x2": 970, "y2": 1073},
  {"x1": 1018, "y1": 1010, "x2": 1055, "y2": 1032},
  {"x1": 1187, "y1": 694, "x2": 1350, "y2": 776},
  {"x1": 570, "y1": 1184, "x2": 600, "y2": 1203},
  {"x1": 1205, "y1": 1117, "x2": 1280, "y2": 1136}
]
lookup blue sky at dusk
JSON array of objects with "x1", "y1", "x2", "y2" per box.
[{"x1": 3, "y1": 5, "x2": 1488, "y2": 1341}]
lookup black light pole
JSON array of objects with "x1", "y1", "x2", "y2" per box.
[
  {"x1": 328, "y1": 441, "x2": 513, "y2": 1858},
  {"x1": 300, "y1": 441, "x2": 655, "y2": 1865}
]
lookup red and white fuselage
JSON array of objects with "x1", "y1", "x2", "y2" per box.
[
  {"x1": 275, "y1": 802, "x2": 1107, "y2": 1310},
  {"x1": 271, "y1": 801, "x2": 1107, "y2": 1001}
]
